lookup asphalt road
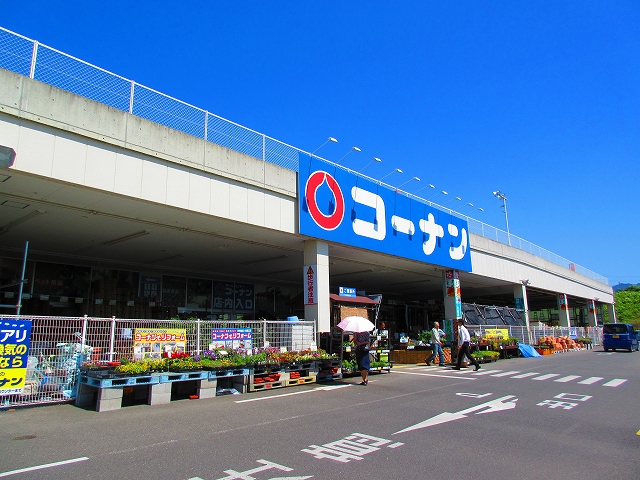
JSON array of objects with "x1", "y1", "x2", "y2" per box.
[{"x1": 1, "y1": 349, "x2": 639, "y2": 479}]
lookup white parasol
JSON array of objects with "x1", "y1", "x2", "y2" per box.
[{"x1": 337, "y1": 316, "x2": 375, "y2": 333}]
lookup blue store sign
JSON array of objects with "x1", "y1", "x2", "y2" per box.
[{"x1": 299, "y1": 154, "x2": 472, "y2": 271}]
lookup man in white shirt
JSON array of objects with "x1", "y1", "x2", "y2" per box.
[
  {"x1": 425, "y1": 321, "x2": 446, "y2": 366},
  {"x1": 453, "y1": 318, "x2": 480, "y2": 371}
]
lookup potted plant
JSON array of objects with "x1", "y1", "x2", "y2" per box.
[
  {"x1": 167, "y1": 357, "x2": 203, "y2": 372},
  {"x1": 115, "y1": 360, "x2": 152, "y2": 376}
]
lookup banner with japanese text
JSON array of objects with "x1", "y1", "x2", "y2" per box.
[
  {"x1": 133, "y1": 328, "x2": 186, "y2": 359},
  {"x1": 212, "y1": 281, "x2": 255, "y2": 313},
  {"x1": 483, "y1": 329, "x2": 509, "y2": 340},
  {"x1": 0, "y1": 319, "x2": 32, "y2": 396},
  {"x1": 210, "y1": 328, "x2": 252, "y2": 349}
]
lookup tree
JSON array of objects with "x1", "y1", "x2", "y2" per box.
[{"x1": 614, "y1": 287, "x2": 640, "y2": 328}]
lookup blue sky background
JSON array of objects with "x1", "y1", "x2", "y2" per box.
[{"x1": 3, "y1": 1, "x2": 639, "y2": 286}]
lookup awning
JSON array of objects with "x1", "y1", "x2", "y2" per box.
[{"x1": 329, "y1": 294, "x2": 381, "y2": 305}]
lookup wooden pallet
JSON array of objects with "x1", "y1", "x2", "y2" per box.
[
  {"x1": 249, "y1": 381, "x2": 286, "y2": 392},
  {"x1": 286, "y1": 375, "x2": 317, "y2": 386},
  {"x1": 79, "y1": 374, "x2": 159, "y2": 388}
]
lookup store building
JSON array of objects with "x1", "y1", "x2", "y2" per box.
[{"x1": 0, "y1": 29, "x2": 615, "y2": 340}]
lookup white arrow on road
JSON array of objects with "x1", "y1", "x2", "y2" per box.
[{"x1": 393, "y1": 395, "x2": 518, "y2": 434}]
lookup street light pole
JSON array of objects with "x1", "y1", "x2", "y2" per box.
[
  {"x1": 359, "y1": 157, "x2": 381, "y2": 173},
  {"x1": 336, "y1": 146, "x2": 361, "y2": 164},
  {"x1": 379, "y1": 168, "x2": 403, "y2": 183},
  {"x1": 311, "y1": 136, "x2": 338, "y2": 156},
  {"x1": 397, "y1": 176, "x2": 420, "y2": 190},
  {"x1": 493, "y1": 190, "x2": 511, "y2": 246}
]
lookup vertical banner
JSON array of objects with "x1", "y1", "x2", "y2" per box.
[
  {"x1": 304, "y1": 265, "x2": 317, "y2": 305},
  {"x1": 514, "y1": 297, "x2": 525, "y2": 311},
  {"x1": 559, "y1": 294, "x2": 569, "y2": 311},
  {"x1": 445, "y1": 270, "x2": 462, "y2": 319},
  {"x1": 442, "y1": 319, "x2": 454, "y2": 344},
  {"x1": 0, "y1": 319, "x2": 32, "y2": 396}
]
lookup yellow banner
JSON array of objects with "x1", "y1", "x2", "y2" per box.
[
  {"x1": 483, "y1": 329, "x2": 509, "y2": 340},
  {"x1": 0, "y1": 368, "x2": 27, "y2": 395}
]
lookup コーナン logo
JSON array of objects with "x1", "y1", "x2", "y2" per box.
[{"x1": 305, "y1": 170, "x2": 345, "y2": 231}]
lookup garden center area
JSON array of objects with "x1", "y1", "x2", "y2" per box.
[{"x1": 0, "y1": 314, "x2": 602, "y2": 412}]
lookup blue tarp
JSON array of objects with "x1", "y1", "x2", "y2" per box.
[{"x1": 518, "y1": 344, "x2": 542, "y2": 358}]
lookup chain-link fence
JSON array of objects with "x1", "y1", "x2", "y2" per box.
[{"x1": 0, "y1": 315, "x2": 316, "y2": 409}]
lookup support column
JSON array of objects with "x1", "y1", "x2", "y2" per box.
[
  {"x1": 513, "y1": 284, "x2": 530, "y2": 328},
  {"x1": 607, "y1": 303, "x2": 617, "y2": 323},
  {"x1": 442, "y1": 270, "x2": 462, "y2": 322},
  {"x1": 304, "y1": 240, "x2": 331, "y2": 333},
  {"x1": 513, "y1": 284, "x2": 532, "y2": 344},
  {"x1": 587, "y1": 299, "x2": 598, "y2": 327},
  {"x1": 557, "y1": 293, "x2": 571, "y2": 327},
  {"x1": 443, "y1": 270, "x2": 462, "y2": 361}
]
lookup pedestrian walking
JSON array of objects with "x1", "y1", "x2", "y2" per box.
[
  {"x1": 425, "y1": 321, "x2": 446, "y2": 366},
  {"x1": 453, "y1": 318, "x2": 480, "y2": 371},
  {"x1": 353, "y1": 330, "x2": 371, "y2": 385}
]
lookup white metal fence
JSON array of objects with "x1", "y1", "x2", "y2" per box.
[
  {"x1": 0, "y1": 26, "x2": 607, "y2": 285},
  {"x1": 467, "y1": 325, "x2": 602, "y2": 347},
  {"x1": 0, "y1": 315, "x2": 316, "y2": 409}
]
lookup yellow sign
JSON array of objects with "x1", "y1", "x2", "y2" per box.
[
  {"x1": 0, "y1": 320, "x2": 32, "y2": 396},
  {"x1": 483, "y1": 329, "x2": 509, "y2": 340},
  {"x1": 133, "y1": 328, "x2": 186, "y2": 360}
]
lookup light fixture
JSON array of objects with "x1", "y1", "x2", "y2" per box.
[
  {"x1": 103, "y1": 230, "x2": 150, "y2": 246},
  {"x1": 240, "y1": 254, "x2": 289, "y2": 266},
  {"x1": 336, "y1": 146, "x2": 361, "y2": 164},
  {"x1": 145, "y1": 253, "x2": 184, "y2": 264},
  {"x1": 311, "y1": 136, "x2": 338, "y2": 155},
  {"x1": 389, "y1": 279, "x2": 431, "y2": 286},
  {"x1": 379, "y1": 168, "x2": 403, "y2": 182},
  {"x1": 414, "y1": 183, "x2": 436, "y2": 195},
  {"x1": 359, "y1": 157, "x2": 381, "y2": 172},
  {"x1": 255, "y1": 268, "x2": 299, "y2": 276},
  {"x1": 331, "y1": 269, "x2": 374, "y2": 278},
  {"x1": 441, "y1": 196, "x2": 462, "y2": 206},
  {"x1": 0, "y1": 210, "x2": 46, "y2": 235},
  {"x1": 520, "y1": 279, "x2": 531, "y2": 286},
  {"x1": 426, "y1": 190, "x2": 448, "y2": 202},
  {"x1": 493, "y1": 190, "x2": 511, "y2": 245},
  {"x1": 397, "y1": 176, "x2": 420, "y2": 190}
]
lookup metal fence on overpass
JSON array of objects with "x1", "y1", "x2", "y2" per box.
[{"x1": 0, "y1": 26, "x2": 608, "y2": 285}]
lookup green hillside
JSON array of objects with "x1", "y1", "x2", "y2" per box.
[{"x1": 614, "y1": 286, "x2": 640, "y2": 328}]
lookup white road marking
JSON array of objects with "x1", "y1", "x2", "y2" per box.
[
  {"x1": 0, "y1": 457, "x2": 89, "y2": 478},
  {"x1": 554, "y1": 375, "x2": 581, "y2": 383},
  {"x1": 394, "y1": 395, "x2": 518, "y2": 434},
  {"x1": 393, "y1": 370, "x2": 476, "y2": 380},
  {"x1": 510, "y1": 372, "x2": 539, "y2": 379},
  {"x1": 234, "y1": 384, "x2": 350, "y2": 403},
  {"x1": 532, "y1": 374, "x2": 560, "y2": 381},
  {"x1": 490, "y1": 371, "x2": 520, "y2": 377},
  {"x1": 470, "y1": 369, "x2": 500, "y2": 376},
  {"x1": 602, "y1": 378, "x2": 627, "y2": 387},
  {"x1": 578, "y1": 377, "x2": 603, "y2": 385}
]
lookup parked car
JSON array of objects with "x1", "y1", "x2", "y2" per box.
[{"x1": 602, "y1": 323, "x2": 639, "y2": 352}]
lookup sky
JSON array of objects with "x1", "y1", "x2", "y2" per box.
[{"x1": 3, "y1": 1, "x2": 639, "y2": 286}]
